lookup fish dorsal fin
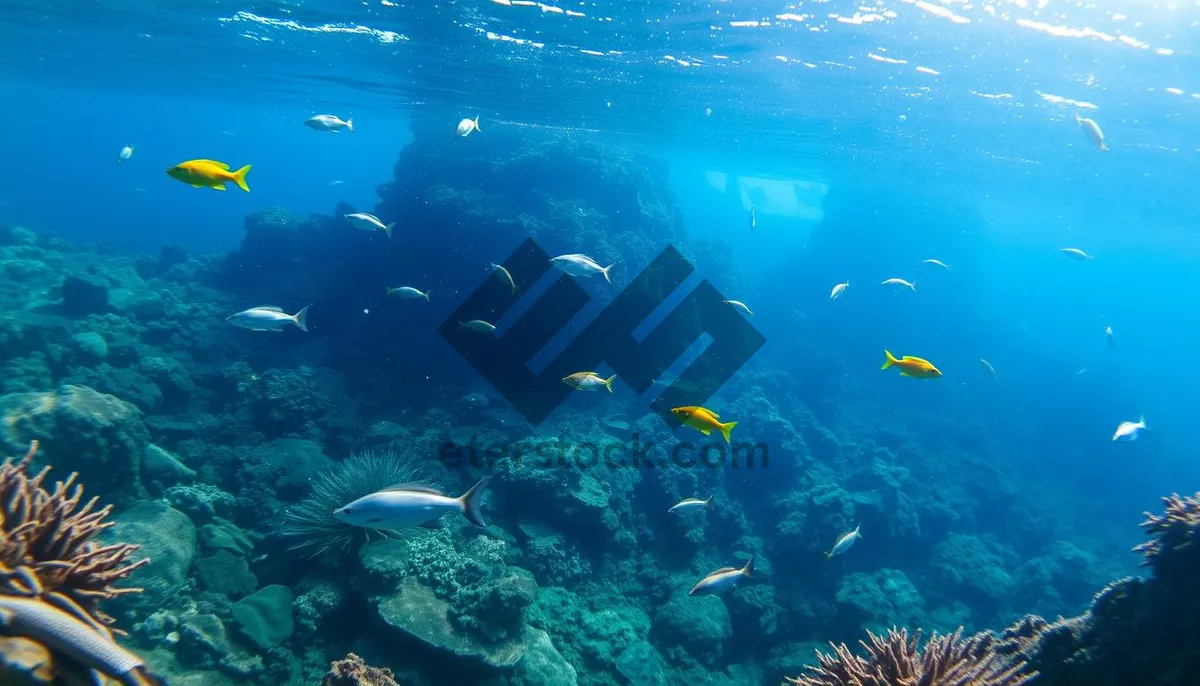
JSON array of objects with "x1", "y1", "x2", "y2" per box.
[
  {"x1": 710, "y1": 566, "x2": 738, "y2": 575},
  {"x1": 255, "y1": 306, "x2": 284, "y2": 311},
  {"x1": 382, "y1": 482, "x2": 444, "y2": 495},
  {"x1": 194, "y1": 159, "x2": 231, "y2": 170}
]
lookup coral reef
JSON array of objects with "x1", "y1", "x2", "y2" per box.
[
  {"x1": 785, "y1": 627, "x2": 1035, "y2": 686},
  {"x1": 321, "y1": 652, "x2": 399, "y2": 686}
]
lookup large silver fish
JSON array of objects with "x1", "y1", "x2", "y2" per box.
[
  {"x1": 550, "y1": 254, "x2": 615, "y2": 283},
  {"x1": 304, "y1": 114, "x2": 354, "y2": 133},
  {"x1": 226, "y1": 305, "x2": 309, "y2": 332},
  {"x1": 334, "y1": 477, "x2": 490, "y2": 530}
]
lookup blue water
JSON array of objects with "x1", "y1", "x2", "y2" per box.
[{"x1": 3, "y1": 0, "x2": 1199, "y2": 683}]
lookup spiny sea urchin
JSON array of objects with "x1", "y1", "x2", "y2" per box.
[{"x1": 281, "y1": 449, "x2": 433, "y2": 559}]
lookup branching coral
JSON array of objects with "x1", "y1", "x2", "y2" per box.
[
  {"x1": 321, "y1": 652, "x2": 399, "y2": 686},
  {"x1": 281, "y1": 450, "x2": 431, "y2": 559},
  {"x1": 0, "y1": 440, "x2": 148, "y2": 630},
  {"x1": 786, "y1": 627, "x2": 1035, "y2": 686},
  {"x1": 1132, "y1": 492, "x2": 1200, "y2": 568}
]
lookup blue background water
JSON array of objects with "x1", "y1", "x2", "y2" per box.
[{"x1": 3, "y1": 0, "x2": 1200, "y2": 675}]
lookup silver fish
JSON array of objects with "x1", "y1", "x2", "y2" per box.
[
  {"x1": 226, "y1": 305, "x2": 309, "y2": 332},
  {"x1": 1074, "y1": 112, "x2": 1108, "y2": 151},
  {"x1": 118, "y1": 145, "x2": 134, "y2": 162},
  {"x1": 334, "y1": 477, "x2": 490, "y2": 529},
  {"x1": 460, "y1": 319, "x2": 496, "y2": 333},
  {"x1": 825, "y1": 524, "x2": 862, "y2": 559},
  {"x1": 979, "y1": 358, "x2": 997, "y2": 380},
  {"x1": 1112, "y1": 416, "x2": 1146, "y2": 442},
  {"x1": 344, "y1": 212, "x2": 394, "y2": 238},
  {"x1": 668, "y1": 495, "x2": 712, "y2": 514},
  {"x1": 456, "y1": 116, "x2": 480, "y2": 137},
  {"x1": 830, "y1": 281, "x2": 849, "y2": 300},
  {"x1": 881, "y1": 277, "x2": 916, "y2": 291},
  {"x1": 305, "y1": 114, "x2": 354, "y2": 133},
  {"x1": 689, "y1": 557, "x2": 754, "y2": 595},
  {"x1": 1105, "y1": 326, "x2": 1115, "y2": 348},
  {"x1": 490, "y1": 262, "x2": 516, "y2": 294},
  {"x1": 387, "y1": 286, "x2": 430, "y2": 301},
  {"x1": 550, "y1": 254, "x2": 615, "y2": 283},
  {"x1": 922, "y1": 259, "x2": 949, "y2": 270},
  {"x1": 723, "y1": 300, "x2": 753, "y2": 316},
  {"x1": 1060, "y1": 247, "x2": 1094, "y2": 261}
]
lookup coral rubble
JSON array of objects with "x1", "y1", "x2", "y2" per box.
[{"x1": 321, "y1": 652, "x2": 399, "y2": 686}]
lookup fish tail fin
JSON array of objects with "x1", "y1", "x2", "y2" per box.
[
  {"x1": 741, "y1": 556, "x2": 754, "y2": 577},
  {"x1": 824, "y1": 551, "x2": 834, "y2": 560},
  {"x1": 346, "y1": 118, "x2": 354, "y2": 133},
  {"x1": 604, "y1": 374, "x2": 616, "y2": 393},
  {"x1": 855, "y1": 523, "x2": 863, "y2": 539},
  {"x1": 704, "y1": 494, "x2": 713, "y2": 506},
  {"x1": 602, "y1": 262, "x2": 615, "y2": 283},
  {"x1": 292, "y1": 304, "x2": 310, "y2": 332},
  {"x1": 1074, "y1": 112, "x2": 1083, "y2": 125},
  {"x1": 1100, "y1": 142, "x2": 1109, "y2": 151},
  {"x1": 424, "y1": 290, "x2": 431, "y2": 302},
  {"x1": 386, "y1": 287, "x2": 397, "y2": 296},
  {"x1": 473, "y1": 115, "x2": 480, "y2": 132},
  {"x1": 232, "y1": 165, "x2": 251, "y2": 192},
  {"x1": 458, "y1": 476, "x2": 491, "y2": 528},
  {"x1": 383, "y1": 222, "x2": 395, "y2": 239},
  {"x1": 719, "y1": 420, "x2": 737, "y2": 444},
  {"x1": 881, "y1": 350, "x2": 897, "y2": 370},
  {"x1": 909, "y1": 280, "x2": 917, "y2": 291},
  {"x1": 1139, "y1": 415, "x2": 1147, "y2": 429}
]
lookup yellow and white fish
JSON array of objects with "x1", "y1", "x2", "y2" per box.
[
  {"x1": 689, "y1": 558, "x2": 753, "y2": 596},
  {"x1": 562, "y1": 371, "x2": 616, "y2": 393},
  {"x1": 825, "y1": 524, "x2": 862, "y2": 559}
]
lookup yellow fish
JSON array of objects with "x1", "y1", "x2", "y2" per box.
[
  {"x1": 166, "y1": 159, "x2": 251, "y2": 192},
  {"x1": 671, "y1": 406, "x2": 737, "y2": 443},
  {"x1": 880, "y1": 350, "x2": 942, "y2": 379}
]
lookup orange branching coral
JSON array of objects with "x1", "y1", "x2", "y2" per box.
[
  {"x1": 1133, "y1": 492, "x2": 1200, "y2": 567},
  {"x1": 786, "y1": 626, "x2": 1036, "y2": 686},
  {"x1": 0, "y1": 441, "x2": 149, "y2": 630}
]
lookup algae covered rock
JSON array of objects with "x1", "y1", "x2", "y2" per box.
[
  {"x1": 177, "y1": 613, "x2": 264, "y2": 679},
  {"x1": 651, "y1": 589, "x2": 732, "y2": 667},
  {"x1": 376, "y1": 576, "x2": 529, "y2": 668},
  {"x1": 143, "y1": 443, "x2": 196, "y2": 489},
  {"x1": 616, "y1": 640, "x2": 667, "y2": 686},
  {"x1": 514, "y1": 628, "x2": 578, "y2": 686},
  {"x1": 103, "y1": 500, "x2": 197, "y2": 609},
  {"x1": 231, "y1": 584, "x2": 295, "y2": 653},
  {"x1": 194, "y1": 549, "x2": 257, "y2": 599},
  {"x1": 0, "y1": 384, "x2": 149, "y2": 501},
  {"x1": 69, "y1": 331, "x2": 108, "y2": 361},
  {"x1": 61, "y1": 273, "x2": 110, "y2": 316},
  {"x1": 835, "y1": 568, "x2": 925, "y2": 631}
]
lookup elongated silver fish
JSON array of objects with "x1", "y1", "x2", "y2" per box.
[
  {"x1": 1060, "y1": 247, "x2": 1094, "y2": 261},
  {"x1": 668, "y1": 495, "x2": 712, "y2": 514},
  {"x1": 0, "y1": 595, "x2": 163, "y2": 685},
  {"x1": 881, "y1": 277, "x2": 916, "y2": 291},
  {"x1": 490, "y1": 262, "x2": 516, "y2": 294},
  {"x1": 226, "y1": 305, "x2": 309, "y2": 332},
  {"x1": 689, "y1": 557, "x2": 754, "y2": 595},
  {"x1": 334, "y1": 477, "x2": 490, "y2": 529},
  {"x1": 345, "y1": 212, "x2": 394, "y2": 238},
  {"x1": 460, "y1": 319, "x2": 496, "y2": 333}
]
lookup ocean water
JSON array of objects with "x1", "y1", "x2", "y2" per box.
[{"x1": 2, "y1": 0, "x2": 1199, "y2": 684}]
